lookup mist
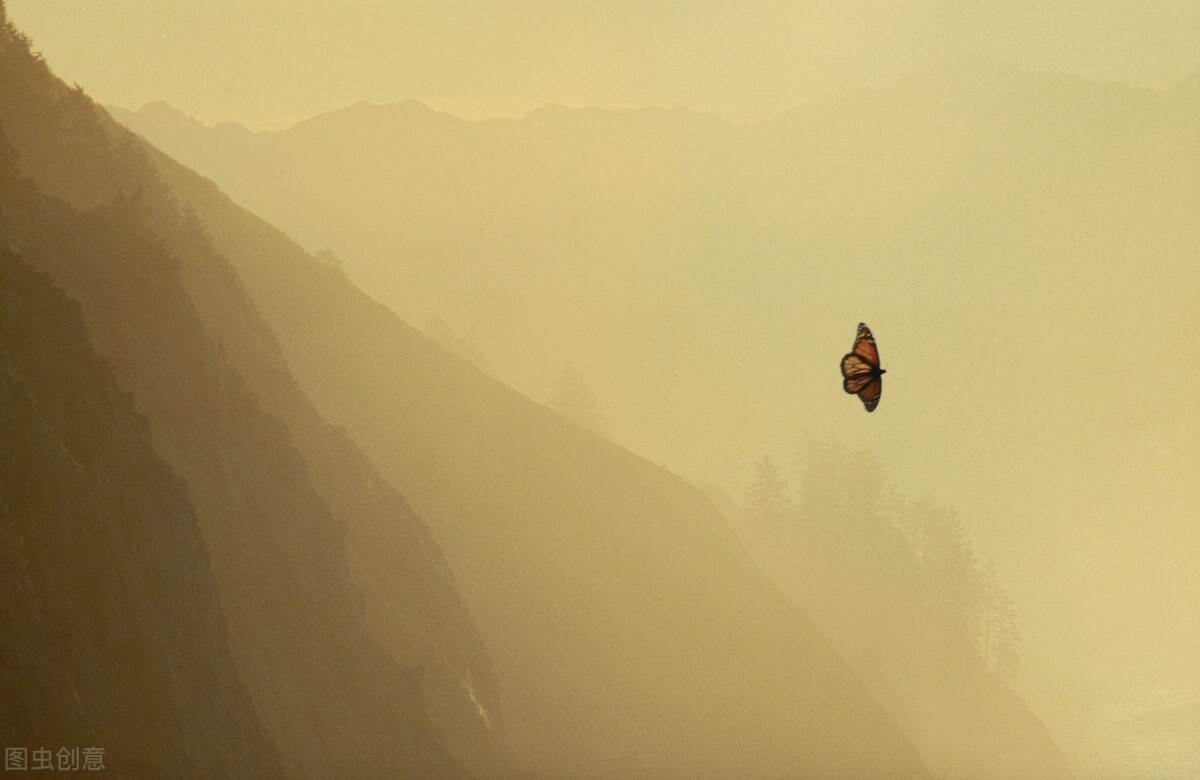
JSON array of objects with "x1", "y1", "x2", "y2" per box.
[
  {"x1": 2, "y1": 2, "x2": 1198, "y2": 778},
  {"x1": 9, "y1": 0, "x2": 1199, "y2": 126}
]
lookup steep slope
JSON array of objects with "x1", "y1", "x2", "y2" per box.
[
  {"x1": 113, "y1": 60, "x2": 1200, "y2": 777},
  {"x1": 0, "y1": 11, "x2": 489, "y2": 778},
  {"x1": 0, "y1": 131, "x2": 465, "y2": 780},
  {"x1": 108, "y1": 63, "x2": 1200, "y2": 499},
  {"x1": 130, "y1": 106, "x2": 928, "y2": 780},
  {"x1": 730, "y1": 445, "x2": 1072, "y2": 780},
  {"x1": 105, "y1": 101, "x2": 262, "y2": 196},
  {"x1": 0, "y1": 245, "x2": 284, "y2": 779}
]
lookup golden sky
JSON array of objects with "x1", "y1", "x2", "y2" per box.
[
  {"x1": 3, "y1": 3, "x2": 1197, "y2": 774},
  {"x1": 7, "y1": 0, "x2": 1199, "y2": 128}
]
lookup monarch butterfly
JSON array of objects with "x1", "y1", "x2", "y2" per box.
[{"x1": 841, "y1": 322, "x2": 885, "y2": 412}]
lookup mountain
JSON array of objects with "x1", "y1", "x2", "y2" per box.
[
  {"x1": 729, "y1": 443, "x2": 1072, "y2": 779},
  {"x1": 105, "y1": 101, "x2": 261, "y2": 192},
  {"x1": 107, "y1": 61, "x2": 1199, "y2": 496},
  {"x1": 106, "y1": 100, "x2": 206, "y2": 137},
  {"x1": 148, "y1": 145, "x2": 928, "y2": 780},
  {"x1": 0, "y1": 243, "x2": 284, "y2": 779},
  {"x1": 1, "y1": 9, "x2": 501, "y2": 778},
  {"x1": 1, "y1": 6, "x2": 930, "y2": 779},
  {"x1": 92, "y1": 33, "x2": 937, "y2": 780},
  {"x1": 112, "y1": 56, "x2": 1200, "y2": 777}
]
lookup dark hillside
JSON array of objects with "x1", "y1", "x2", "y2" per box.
[
  {"x1": 0, "y1": 12, "x2": 486, "y2": 777},
  {"x1": 3, "y1": 6, "x2": 924, "y2": 778},
  {"x1": 143, "y1": 109, "x2": 928, "y2": 780},
  {"x1": 0, "y1": 245, "x2": 284, "y2": 779},
  {"x1": 732, "y1": 444, "x2": 1072, "y2": 779}
]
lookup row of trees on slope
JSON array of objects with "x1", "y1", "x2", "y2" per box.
[{"x1": 743, "y1": 444, "x2": 1021, "y2": 683}]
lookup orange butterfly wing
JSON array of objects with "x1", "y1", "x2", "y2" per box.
[
  {"x1": 851, "y1": 323, "x2": 880, "y2": 367},
  {"x1": 843, "y1": 372, "x2": 875, "y2": 395},
  {"x1": 840, "y1": 322, "x2": 884, "y2": 412},
  {"x1": 856, "y1": 377, "x2": 882, "y2": 412}
]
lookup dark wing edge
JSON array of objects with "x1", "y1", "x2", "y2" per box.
[
  {"x1": 857, "y1": 376, "x2": 882, "y2": 412},
  {"x1": 852, "y1": 323, "x2": 880, "y2": 366}
]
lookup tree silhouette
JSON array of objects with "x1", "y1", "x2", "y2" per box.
[
  {"x1": 913, "y1": 499, "x2": 982, "y2": 634},
  {"x1": 315, "y1": 248, "x2": 347, "y2": 276},
  {"x1": 742, "y1": 455, "x2": 792, "y2": 523},
  {"x1": 424, "y1": 315, "x2": 494, "y2": 374},
  {"x1": 795, "y1": 439, "x2": 888, "y2": 529},
  {"x1": 783, "y1": 440, "x2": 1020, "y2": 674},
  {"x1": 978, "y1": 560, "x2": 1022, "y2": 682},
  {"x1": 887, "y1": 491, "x2": 932, "y2": 564}
]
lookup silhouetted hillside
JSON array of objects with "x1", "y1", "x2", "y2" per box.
[
  {"x1": 1, "y1": 10, "x2": 497, "y2": 778},
  {"x1": 0, "y1": 244, "x2": 284, "y2": 779},
  {"x1": 121, "y1": 110, "x2": 931, "y2": 780},
  {"x1": 0, "y1": 11, "x2": 932, "y2": 777},
  {"x1": 105, "y1": 101, "x2": 260, "y2": 192},
  {"x1": 108, "y1": 62, "x2": 1198, "y2": 497},
  {"x1": 731, "y1": 443, "x2": 1072, "y2": 779},
  {"x1": 111, "y1": 58, "x2": 1200, "y2": 778}
]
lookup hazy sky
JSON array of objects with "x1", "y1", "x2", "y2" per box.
[{"x1": 8, "y1": 1, "x2": 1199, "y2": 128}]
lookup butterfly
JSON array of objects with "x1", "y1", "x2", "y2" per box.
[{"x1": 840, "y1": 322, "x2": 886, "y2": 412}]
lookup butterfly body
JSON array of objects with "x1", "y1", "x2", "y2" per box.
[{"x1": 840, "y1": 323, "x2": 885, "y2": 412}]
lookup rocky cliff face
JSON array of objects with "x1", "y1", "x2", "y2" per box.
[
  {"x1": 130, "y1": 79, "x2": 931, "y2": 780},
  {"x1": 0, "y1": 15, "x2": 481, "y2": 777},
  {"x1": 0, "y1": 247, "x2": 284, "y2": 779}
]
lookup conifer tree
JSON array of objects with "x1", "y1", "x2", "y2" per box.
[
  {"x1": 425, "y1": 316, "x2": 494, "y2": 373},
  {"x1": 742, "y1": 455, "x2": 792, "y2": 523},
  {"x1": 978, "y1": 560, "x2": 1022, "y2": 682}
]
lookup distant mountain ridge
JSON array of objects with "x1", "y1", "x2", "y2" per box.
[
  {"x1": 2, "y1": 5, "x2": 929, "y2": 779},
  {"x1": 106, "y1": 51, "x2": 1200, "y2": 779},
  {"x1": 141, "y1": 104, "x2": 929, "y2": 780},
  {"x1": 11, "y1": 1, "x2": 1189, "y2": 773},
  {"x1": 2, "y1": 7, "x2": 502, "y2": 777}
]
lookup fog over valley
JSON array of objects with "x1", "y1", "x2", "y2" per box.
[{"x1": 2, "y1": 2, "x2": 1197, "y2": 778}]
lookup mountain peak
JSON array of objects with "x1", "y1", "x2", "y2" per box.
[
  {"x1": 103, "y1": 100, "x2": 208, "y2": 135},
  {"x1": 138, "y1": 99, "x2": 199, "y2": 122},
  {"x1": 915, "y1": 51, "x2": 1059, "y2": 95},
  {"x1": 283, "y1": 99, "x2": 459, "y2": 135},
  {"x1": 916, "y1": 51, "x2": 1161, "y2": 102}
]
